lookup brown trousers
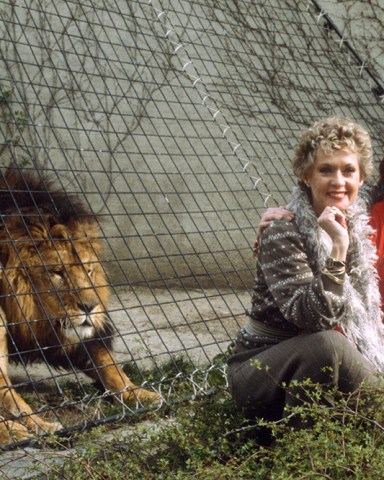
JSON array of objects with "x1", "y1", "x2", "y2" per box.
[{"x1": 227, "y1": 330, "x2": 376, "y2": 422}]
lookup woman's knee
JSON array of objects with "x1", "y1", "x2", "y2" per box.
[
  {"x1": 301, "y1": 330, "x2": 374, "y2": 388},
  {"x1": 303, "y1": 330, "x2": 355, "y2": 362},
  {"x1": 312, "y1": 330, "x2": 365, "y2": 361}
]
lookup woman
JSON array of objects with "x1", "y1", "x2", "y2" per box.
[
  {"x1": 228, "y1": 117, "x2": 384, "y2": 426},
  {"x1": 259, "y1": 156, "x2": 384, "y2": 305}
]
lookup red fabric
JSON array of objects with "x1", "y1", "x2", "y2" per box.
[{"x1": 369, "y1": 201, "x2": 384, "y2": 307}]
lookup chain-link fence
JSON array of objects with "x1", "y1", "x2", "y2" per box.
[{"x1": 0, "y1": 0, "x2": 382, "y2": 447}]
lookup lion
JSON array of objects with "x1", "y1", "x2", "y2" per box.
[{"x1": 0, "y1": 167, "x2": 159, "y2": 444}]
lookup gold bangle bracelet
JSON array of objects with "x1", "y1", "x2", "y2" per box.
[
  {"x1": 321, "y1": 268, "x2": 345, "y2": 285},
  {"x1": 326, "y1": 268, "x2": 345, "y2": 275},
  {"x1": 322, "y1": 265, "x2": 346, "y2": 275}
]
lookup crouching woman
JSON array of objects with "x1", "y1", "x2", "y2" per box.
[{"x1": 227, "y1": 117, "x2": 384, "y2": 426}]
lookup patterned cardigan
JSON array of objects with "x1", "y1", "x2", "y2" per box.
[{"x1": 248, "y1": 219, "x2": 345, "y2": 334}]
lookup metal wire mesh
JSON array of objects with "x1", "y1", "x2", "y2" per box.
[{"x1": 0, "y1": 0, "x2": 382, "y2": 446}]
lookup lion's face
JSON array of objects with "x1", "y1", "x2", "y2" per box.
[
  {"x1": 26, "y1": 238, "x2": 110, "y2": 342},
  {"x1": 1, "y1": 215, "x2": 110, "y2": 344}
]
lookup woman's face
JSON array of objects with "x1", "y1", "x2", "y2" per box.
[{"x1": 304, "y1": 148, "x2": 363, "y2": 216}]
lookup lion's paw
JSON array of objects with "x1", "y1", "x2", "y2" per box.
[
  {"x1": 0, "y1": 419, "x2": 32, "y2": 444},
  {"x1": 31, "y1": 416, "x2": 63, "y2": 435},
  {"x1": 123, "y1": 388, "x2": 161, "y2": 406}
]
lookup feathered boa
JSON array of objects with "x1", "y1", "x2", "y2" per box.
[{"x1": 287, "y1": 186, "x2": 384, "y2": 372}]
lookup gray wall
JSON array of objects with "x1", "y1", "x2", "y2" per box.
[{"x1": 0, "y1": 0, "x2": 383, "y2": 290}]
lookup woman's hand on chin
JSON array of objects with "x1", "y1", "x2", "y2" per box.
[{"x1": 317, "y1": 206, "x2": 349, "y2": 259}]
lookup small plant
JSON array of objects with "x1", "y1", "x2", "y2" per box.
[{"x1": 25, "y1": 379, "x2": 384, "y2": 479}]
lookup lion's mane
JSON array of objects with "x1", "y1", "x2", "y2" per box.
[{"x1": 0, "y1": 167, "x2": 113, "y2": 369}]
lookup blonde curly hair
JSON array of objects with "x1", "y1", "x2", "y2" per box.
[{"x1": 293, "y1": 117, "x2": 373, "y2": 184}]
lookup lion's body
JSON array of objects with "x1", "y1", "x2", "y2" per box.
[{"x1": 0, "y1": 167, "x2": 159, "y2": 444}]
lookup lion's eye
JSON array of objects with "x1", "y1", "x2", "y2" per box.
[
  {"x1": 50, "y1": 270, "x2": 63, "y2": 276},
  {"x1": 49, "y1": 270, "x2": 64, "y2": 283}
]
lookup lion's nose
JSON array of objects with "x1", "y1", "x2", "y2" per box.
[{"x1": 78, "y1": 301, "x2": 97, "y2": 314}]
